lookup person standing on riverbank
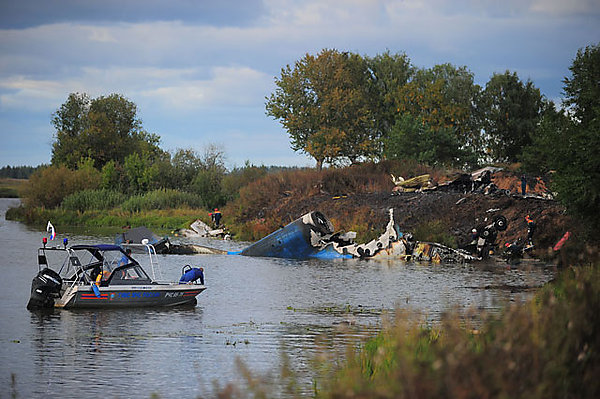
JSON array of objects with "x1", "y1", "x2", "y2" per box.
[
  {"x1": 525, "y1": 214, "x2": 536, "y2": 247},
  {"x1": 210, "y1": 208, "x2": 222, "y2": 227}
]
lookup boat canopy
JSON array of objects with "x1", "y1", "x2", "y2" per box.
[{"x1": 70, "y1": 244, "x2": 123, "y2": 252}]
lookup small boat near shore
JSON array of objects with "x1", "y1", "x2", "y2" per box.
[
  {"x1": 115, "y1": 226, "x2": 171, "y2": 254},
  {"x1": 27, "y1": 242, "x2": 206, "y2": 310}
]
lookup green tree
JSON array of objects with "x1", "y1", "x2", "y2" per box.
[
  {"x1": 396, "y1": 64, "x2": 482, "y2": 156},
  {"x1": 522, "y1": 44, "x2": 600, "y2": 233},
  {"x1": 384, "y1": 114, "x2": 475, "y2": 167},
  {"x1": 365, "y1": 51, "x2": 414, "y2": 139},
  {"x1": 123, "y1": 152, "x2": 160, "y2": 194},
  {"x1": 190, "y1": 143, "x2": 227, "y2": 207},
  {"x1": 51, "y1": 93, "x2": 161, "y2": 169},
  {"x1": 266, "y1": 49, "x2": 378, "y2": 169},
  {"x1": 562, "y1": 43, "x2": 600, "y2": 127},
  {"x1": 168, "y1": 148, "x2": 204, "y2": 188},
  {"x1": 521, "y1": 101, "x2": 572, "y2": 174},
  {"x1": 553, "y1": 44, "x2": 600, "y2": 232},
  {"x1": 363, "y1": 51, "x2": 414, "y2": 159},
  {"x1": 478, "y1": 71, "x2": 543, "y2": 163}
]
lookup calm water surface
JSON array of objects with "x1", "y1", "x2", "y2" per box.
[{"x1": 0, "y1": 198, "x2": 556, "y2": 398}]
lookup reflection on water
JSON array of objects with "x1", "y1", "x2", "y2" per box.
[{"x1": 0, "y1": 199, "x2": 556, "y2": 397}]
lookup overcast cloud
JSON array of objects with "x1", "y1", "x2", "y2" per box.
[{"x1": 0, "y1": 0, "x2": 598, "y2": 168}]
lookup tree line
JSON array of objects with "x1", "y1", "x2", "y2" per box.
[
  {"x1": 0, "y1": 165, "x2": 44, "y2": 179},
  {"x1": 266, "y1": 49, "x2": 546, "y2": 169}
]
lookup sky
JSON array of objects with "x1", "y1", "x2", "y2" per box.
[{"x1": 0, "y1": 0, "x2": 598, "y2": 169}]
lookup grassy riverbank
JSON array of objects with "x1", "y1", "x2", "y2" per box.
[{"x1": 6, "y1": 204, "x2": 204, "y2": 230}]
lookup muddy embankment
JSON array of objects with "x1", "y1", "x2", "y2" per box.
[{"x1": 256, "y1": 171, "x2": 572, "y2": 258}]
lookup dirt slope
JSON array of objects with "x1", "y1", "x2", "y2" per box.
[{"x1": 264, "y1": 189, "x2": 570, "y2": 256}]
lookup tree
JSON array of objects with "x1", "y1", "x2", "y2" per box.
[
  {"x1": 562, "y1": 43, "x2": 600, "y2": 126},
  {"x1": 365, "y1": 51, "x2": 414, "y2": 155},
  {"x1": 478, "y1": 71, "x2": 543, "y2": 163},
  {"x1": 123, "y1": 151, "x2": 159, "y2": 194},
  {"x1": 396, "y1": 64, "x2": 482, "y2": 156},
  {"x1": 168, "y1": 148, "x2": 204, "y2": 188},
  {"x1": 521, "y1": 101, "x2": 572, "y2": 174},
  {"x1": 522, "y1": 44, "x2": 600, "y2": 233},
  {"x1": 266, "y1": 49, "x2": 378, "y2": 169},
  {"x1": 383, "y1": 114, "x2": 476, "y2": 167},
  {"x1": 553, "y1": 44, "x2": 600, "y2": 232},
  {"x1": 51, "y1": 93, "x2": 162, "y2": 169}
]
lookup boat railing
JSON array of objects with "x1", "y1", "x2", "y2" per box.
[
  {"x1": 64, "y1": 247, "x2": 90, "y2": 291},
  {"x1": 121, "y1": 242, "x2": 164, "y2": 281}
]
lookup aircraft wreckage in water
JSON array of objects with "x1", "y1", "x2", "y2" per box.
[{"x1": 229, "y1": 210, "x2": 490, "y2": 263}]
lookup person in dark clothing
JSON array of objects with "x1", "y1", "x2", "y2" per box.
[
  {"x1": 210, "y1": 208, "x2": 222, "y2": 227},
  {"x1": 525, "y1": 215, "x2": 536, "y2": 246},
  {"x1": 521, "y1": 175, "x2": 527, "y2": 195}
]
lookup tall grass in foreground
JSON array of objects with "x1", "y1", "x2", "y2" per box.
[{"x1": 313, "y1": 264, "x2": 599, "y2": 399}]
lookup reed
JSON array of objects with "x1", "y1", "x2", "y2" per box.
[
  {"x1": 120, "y1": 189, "x2": 203, "y2": 212},
  {"x1": 61, "y1": 189, "x2": 127, "y2": 212}
]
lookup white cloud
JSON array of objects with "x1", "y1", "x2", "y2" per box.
[
  {"x1": 0, "y1": 64, "x2": 271, "y2": 114},
  {"x1": 139, "y1": 66, "x2": 271, "y2": 111},
  {"x1": 531, "y1": 0, "x2": 600, "y2": 16}
]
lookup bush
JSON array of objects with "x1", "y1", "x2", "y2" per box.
[
  {"x1": 61, "y1": 189, "x2": 127, "y2": 212},
  {"x1": 221, "y1": 163, "x2": 268, "y2": 202},
  {"x1": 22, "y1": 165, "x2": 101, "y2": 208},
  {"x1": 412, "y1": 219, "x2": 457, "y2": 248}
]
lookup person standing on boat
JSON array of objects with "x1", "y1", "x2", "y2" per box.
[{"x1": 210, "y1": 208, "x2": 222, "y2": 227}]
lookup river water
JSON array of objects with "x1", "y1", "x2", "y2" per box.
[{"x1": 0, "y1": 198, "x2": 556, "y2": 398}]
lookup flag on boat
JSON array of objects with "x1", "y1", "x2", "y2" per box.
[{"x1": 47, "y1": 221, "x2": 56, "y2": 240}]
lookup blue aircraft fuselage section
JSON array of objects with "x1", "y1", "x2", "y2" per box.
[{"x1": 228, "y1": 211, "x2": 353, "y2": 259}]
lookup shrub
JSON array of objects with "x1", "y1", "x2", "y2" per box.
[
  {"x1": 22, "y1": 165, "x2": 101, "y2": 208},
  {"x1": 412, "y1": 219, "x2": 457, "y2": 248},
  {"x1": 221, "y1": 163, "x2": 268, "y2": 202}
]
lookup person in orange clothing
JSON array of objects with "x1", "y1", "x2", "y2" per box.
[
  {"x1": 525, "y1": 215, "x2": 536, "y2": 247},
  {"x1": 209, "y1": 208, "x2": 222, "y2": 227}
]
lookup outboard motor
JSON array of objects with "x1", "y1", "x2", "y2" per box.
[
  {"x1": 179, "y1": 265, "x2": 204, "y2": 285},
  {"x1": 27, "y1": 268, "x2": 63, "y2": 310}
]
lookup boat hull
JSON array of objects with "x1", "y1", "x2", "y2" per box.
[{"x1": 56, "y1": 284, "x2": 206, "y2": 309}]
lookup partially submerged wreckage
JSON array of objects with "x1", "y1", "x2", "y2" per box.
[
  {"x1": 229, "y1": 209, "x2": 504, "y2": 263},
  {"x1": 116, "y1": 209, "x2": 507, "y2": 262}
]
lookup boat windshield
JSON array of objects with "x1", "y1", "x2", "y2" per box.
[{"x1": 108, "y1": 264, "x2": 152, "y2": 285}]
